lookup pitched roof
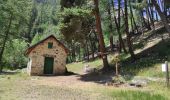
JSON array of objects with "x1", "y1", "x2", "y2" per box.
[{"x1": 25, "y1": 35, "x2": 69, "y2": 55}]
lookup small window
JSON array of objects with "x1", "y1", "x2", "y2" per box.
[{"x1": 48, "y1": 42, "x2": 53, "y2": 49}]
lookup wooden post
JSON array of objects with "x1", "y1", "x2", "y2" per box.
[
  {"x1": 115, "y1": 54, "x2": 120, "y2": 77},
  {"x1": 165, "y1": 61, "x2": 169, "y2": 87}
]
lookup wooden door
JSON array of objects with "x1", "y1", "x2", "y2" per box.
[{"x1": 44, "y1": 57, "x2": 54, "y2": 74}]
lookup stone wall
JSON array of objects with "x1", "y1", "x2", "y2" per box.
[{"x1": 27, "y1": 37, "x2": 67, "y2": 75}]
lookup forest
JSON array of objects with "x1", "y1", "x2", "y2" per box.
[
  {"x1": 1, "y1": 0, "x2": 170, "y2": 71},
  {"x1": 0, "y1": 0, "x2": 170, "y2": 100}
]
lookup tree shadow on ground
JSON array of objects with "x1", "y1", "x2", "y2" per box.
[
  {"x1": 76, "y1": 67, "x2": 116, "y2": 85},
  {"x1": 39, "y1": 71, "x2": 79, "y2": 77},
  {"x1": 133, "y1": 26, "x2": 166, "y2": 51},
  {"x1": 64, "y1": 71, "x2": 79, "y2": 76},
  {"x1": 79, "y1": 74, "x2": 112, "y2": 84},
  {"x1": 77, "y1": 39, "x2": 170, "y2": 84},
  {"x1": 0, "y1": 71, "x2": 19, "y2": 75},
  {"x1": 121, "y1": 39, "x2": 170, "y2": 81}
]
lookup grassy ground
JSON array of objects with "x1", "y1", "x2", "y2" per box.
[
  {"x1": 67, "y1": 38, "x2": 170, "y2": 78},
  {"x1": 67, "y1": 54, "x2": 117, "y2": 74},
  {"x1": 0, "y1": 71, "x2": 168, "y2": 100},
  {"x1": 0, "y1": 72, "x2": 109, "y2": 100},
  {"x1": 67, "y1": 58, "x2": 103, "y2": 74},
  {"x1": 66, "y1": 34, "x2": 170, "y2": 100},
  {"x1": 122, "y1": 39, "x2": 170, "y2": 78}
]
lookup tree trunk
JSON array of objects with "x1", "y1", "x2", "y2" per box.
[
  {"x1": 86, "y1": 41, "x2": 90, "y2": 61},
  {"x1": 109, "y1": 34, "x2": 114, "y2": 52},
  {"x1": 118, "y1": 0, "x2": 127, "y2": 53},
  {"x1": 0, "y1": 14, "x2": 13, "y2": 73},
  {"x1": 114, "y1": 15, "x2": 127, "y2": 53},
  {"x1": 94, "y1": 0, "x2": 109, "y2": 70},
  {"x1": 93, "y1": 30, "x2": 99, "y2": 51},
  {"x1": 124, "y1": 0, "x2": 136, "y2": 60},
  {"x1": 145, "y1": 8, "x2": 152, "y2": 30},
  {"x1": 111, "y1": 0, "x2": 127, "y2": 53},
  {"x1": 71, "y1": 42, "x2": 76, "y2": 62},
  {"x1": 155, "y1": 12, "x2": 159, "y2": 21},
  {"x1": 147, "y1": 1, "x2": 155, "y2": 29},
  {"x1": 129, "y1": 1, "x2": 138, "y2": 33},
  {"x1": 77, "y1": 45, "x2": 81, "y2": 61},
  {"x1": 141, "y1": 10, "x2": 151, "y2": 30},
  {"x1": 164, "y1": 1, "x2": 167, "y2": 16},
  {"x1": 151, "y1": 0, "x2": 170, "y2": 36},
  {"x1": 89, "y1": 33, "x2": 95, "y2": 60},
  {"x1": 107, "y1": 0, "x2": 114, "y2": 52}
]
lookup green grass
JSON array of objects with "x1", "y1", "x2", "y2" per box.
[
  {"x1": 90, "y1": 85, "x2": 167, "y2": 100},
  {"x1": 67, "y1": 58, "x2": 103, "y2": 73},
  {"x1": 67, "y1": 62, "x2": 84, "y2": 73},
  {"x1": 122, "y1": 58, "x2": 169, "y2": 78},
  {"x1": 121, "y1": 40, "x2": 170, "y2": 78},
  {"x1": 67, "y1": 54, "x2": 124, "y2": 73},
  {"x1": 109, "y1": 90, "x2": 166, "y2": 100},
  {"x1": 0, "y1": 72, "x2": 28, "y2": 100},
  {"x1": 148, "y1": 81, "x2": 170, "y2": 99}
]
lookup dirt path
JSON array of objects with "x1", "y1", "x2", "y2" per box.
[
  {"x1": 25, "y1": 74, "x2": 114, "y2": 100},
  {"x1": 35, "y1": 75, "x2": 98, "y2": 88}
]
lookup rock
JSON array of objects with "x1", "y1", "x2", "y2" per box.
[
  {"x1": 129, "y1": 76, "x2": 149, "y2": 87},
  {"x1": 105, "y1": 82, "x2": 113, "y2": 86},
  {"x1": 131, "y1": 77, "x2": 149, "y2": 86},
  {"x1": 136, "y1": 84, "x2": 142, "y2": 87},
  {"x1": 113, "y1": 83, "x2": 120, "y2": 87},
  {"x1": 129, "y1": 83, "x2": 136, "y2": 86},
  {"x1": 120, "y1": 81, "x2": 124, "y2": 84},
  {"x1": 129, "y1": 83, "x2": 143, "y2": 88}
]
